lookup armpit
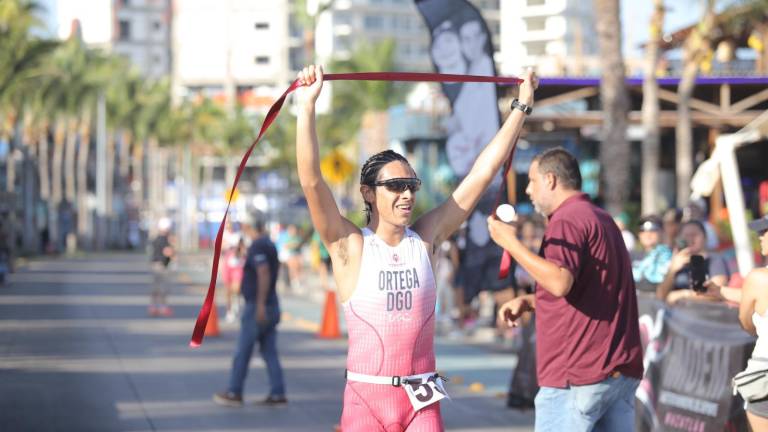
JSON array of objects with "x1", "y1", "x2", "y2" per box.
[{"x1": 336, "y1": 238, "x2": 349, "y2": 266}]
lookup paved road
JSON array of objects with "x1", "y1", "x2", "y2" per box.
[{"x1": 0, "y1": 252, "x2": 534, "y2": 431}]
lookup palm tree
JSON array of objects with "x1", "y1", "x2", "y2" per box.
[
  {"x1": 42, "y1": 30, "x2": 93, "y2": 251},
  {"x1": 0, "y1": 0, "x2": 58, "y2": 256},
  {"x1": 73, "y1": 51, "x2": 112, "y2": 245},
  {"x1": 105, "y1": 68, "x2": 143, "y2": 247},
  {"x1": 593, "y1": 0, "x2": 631, "y2": 215},
  {"x1": 134, "y1": 78, "x2": 172, "y2": 234},
  {"x1": 676, "y1": 0, "x2": 716, "y2": 207},
  {"x1": 0, "y1": 0, "x2": 56, "y2": 193},
  {"x1": 641, "y1": 0, "x2": 665, "y2": 215}
]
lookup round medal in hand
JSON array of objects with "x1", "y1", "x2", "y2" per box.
[{"x1": 496, "y1": 204, "x2": 516, "y2": 223}]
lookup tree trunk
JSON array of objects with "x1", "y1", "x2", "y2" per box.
[
  {"x1": 21, "y1": 145, "x2": 37, "y2": 254},
  {"x1": 77, "y1": 117, "x2": 91, "y2": 244},
  {"x1": 64, "y1": 118, "x2": 78, "y2": 204},
  {"x1": 106, "y1": 132, "x2": 115, "y2": 217},
  {"x1": 38, "y1": 126, "x2": 50, "y2": 201},
  {"x1": 676, "y1": 61, "x2": 697, "y2": 207},
  {"x1": 50, "y1": 120, "x2": 66, "y2": 251},
  {"x1": 147, "y1": 137, "x2": 164, "y2": 239},
  {"x1": 115, "y1": 131, "x2": 133, "y2": 249},
  {"x1": 676, "y1": 0, "x2": 715, "y2": 207},
  {"x1": 105, "y1": 131, "x2": 115, "y2": 247},
  {"x1": 21, "y1": 117, "x2": 39, "y2": 253},
  {"x1": 119, "y1": 129, "x2": 131, "y2": 179},
  {"x1": 2, "y1": 132, "x2": 12, "y2": 193},
  {"x1": 132, "y1": 138, "x2": 145, "y2": 215},
  {"x1": 593, "y1": 0, "x2": 630, "y2": 215},
  {"x1": 641, "y1": 0, "x2": 664, "y2": 215}
]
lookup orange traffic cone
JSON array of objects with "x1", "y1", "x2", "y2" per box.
[
  {"x1": 205, "y1": 302, "x2": 221, "y2": 337},
  {"x1": 318, "y1": 290, "x2": 341, "y2": 339}
]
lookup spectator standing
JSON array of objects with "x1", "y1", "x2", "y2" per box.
[
  {"x1": 656, "y1": 220, "x2": 730, "y2": 304},
  {"x1": 221, "y1": 222, "x2": 245, "y2": 323},
  {"x1": 487, "y1": 147, "x2": 643, "y2": 431},
  {"x1": 631, "y1": 215, "x2": 672, "y2": 294},
  {"x1": 214, "y1": 212, "x2": 286, "y2": 407},
  {"x1": 149, "y1": 218, "x2": 175, "y2": 317}
]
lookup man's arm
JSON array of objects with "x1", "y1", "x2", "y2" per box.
[
  {"x1": 256, "y1": 262, "x2": 271, "y2": 323},
  {"x1": 296, "y1": 65, "x2": 358, "y2": 247},
  {"x1": 487, "y1": 217, "x2": 574, "y2": 298},
  {"x1": 656, "y1": 248, "x2": 690, "y2": 301},
  {"x1": 413, "y1": 71, "x2": 537, "y2": 245}
]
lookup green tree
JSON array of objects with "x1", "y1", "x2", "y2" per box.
[{"x1": 324, "y1": 39, "x2": 408, "y2": 143}]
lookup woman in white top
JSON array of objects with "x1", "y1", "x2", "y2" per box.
[{"x1": 735, "y1": 216, "x2": 768, "y2": 429}]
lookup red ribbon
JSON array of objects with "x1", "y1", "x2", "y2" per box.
[
  {"x1": 493, "y1": 143, "x2": 518, "y2": 280},
  {"x1": 190, "y1": 72, "x2": 522, "y2": 347}
]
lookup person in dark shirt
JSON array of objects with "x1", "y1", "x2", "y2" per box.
[
  {"x1": 656, "y1": 219, "x2": 730, "y2": 304},
  {"x1": 149, "y1": 218, "x2": 175, "y2": 317},
  {"x1": 486, "y1": 147, "x2": 643, "y2": 431},
  {"x1": 214, "y1": 212, "x2": 286, "y2": 407}
]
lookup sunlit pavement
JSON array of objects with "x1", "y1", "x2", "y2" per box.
[{"x1": 0, "y1": 252, "x2": 534, "y2": 431}]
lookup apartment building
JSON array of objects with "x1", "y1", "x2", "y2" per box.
[
  {"x1": 171, "y1": 0, "x2": 303, "y2": 111},
  {"x1": 499, "y1": 0, "x2": 598, "y2": 76},
  {"x1": 112, "y1": 0, "x2": 172, "y2": 79},
  {"x1": 314, "y1": 0, "x2": 501, "y2": 72}
]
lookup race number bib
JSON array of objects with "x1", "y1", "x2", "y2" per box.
[{"x1": 403, "y1": 373, "x2": 449, "y2": 411}]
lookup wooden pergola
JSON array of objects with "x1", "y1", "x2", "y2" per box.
[{"x1": 517, "y1": 76, "x2": 768, "y2": 130}]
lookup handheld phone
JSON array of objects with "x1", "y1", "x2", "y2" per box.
[{"x1": 689, "y1": 255, "x2": 707, "y2": 293}]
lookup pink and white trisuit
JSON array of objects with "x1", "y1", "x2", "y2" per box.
[{"x1": 340, "y1": 227, "x2": 443, "y2": 432}]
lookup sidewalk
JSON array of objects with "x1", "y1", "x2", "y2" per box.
[{"x1": 0, "y1": 252, "x2": 534, "y2": 431}]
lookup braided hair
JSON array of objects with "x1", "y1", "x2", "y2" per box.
[{"x1": 359, "y1": 150, "x2": 411, "y2": 225}]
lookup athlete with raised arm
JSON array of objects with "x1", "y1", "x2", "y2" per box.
[{"x1": 295, "y1": 64, "x2": 536, "y2": 431}]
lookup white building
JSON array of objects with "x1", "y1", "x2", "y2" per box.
[
  {"x1": 40, "y1": 0, "x2": 171, "y2": 78},
  {"x1": 499, "y1": 0, "x2": 599, "y2": 76},
  {"x1": 314, "y1": 0, "x2": 501, "y2": 73},
  {"x1": 171, "y1": 0, "x2": 302, "y2": 111},
  {"x1": 112, "y1": 0, "x2": 172, "y2": 80}
]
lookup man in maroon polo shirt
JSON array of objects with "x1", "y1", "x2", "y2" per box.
[{"x1": 487, "y1": 147, "x2": 643, "y2": 431}]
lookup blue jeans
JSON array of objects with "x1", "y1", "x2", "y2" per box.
[
  {"x1": 534, "y1": 374, "x2": 639, "y2": 432},
  {"x1": 227, "y1": 302, "x2": 285, "y2": 397}
]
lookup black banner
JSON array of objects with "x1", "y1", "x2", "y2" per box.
[{"x1": 636, "y1": 295, "x2": 754, "y2": 432}]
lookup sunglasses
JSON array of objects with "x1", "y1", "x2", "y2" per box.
[{"x1": 371, "y1": 177, "x2": 422, "y2": 193}]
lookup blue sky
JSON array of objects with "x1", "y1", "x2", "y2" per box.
[{"x1": 621, "y1": 0, "x2": 701, "y2": 58}]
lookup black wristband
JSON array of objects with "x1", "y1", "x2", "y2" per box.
[{"x1": 510, "y1": 98, "x2": 532, "y2": 115}]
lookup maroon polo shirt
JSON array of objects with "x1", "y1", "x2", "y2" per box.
[{"x1": 535, "y1": 193, "x2": 644, "y2": 388}]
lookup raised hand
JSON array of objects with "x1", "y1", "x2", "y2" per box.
[
  {"x1": 517, "y1": 69, "x2": 538, "y2": 106},
  {"x1": 296, "y1": 65, "x2": 324, "y2": 107}
]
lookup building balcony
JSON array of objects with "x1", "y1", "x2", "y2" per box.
[
  {"x1": 516, "y1": 0, "x2": 567, "y2": 18},
  {"x1": 519, "y1": 29, "x2": 564, "y2": 42}
]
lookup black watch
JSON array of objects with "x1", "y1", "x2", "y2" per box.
[{"x1": 510, "y1": 98, "x2": 532, "y2": 115}]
